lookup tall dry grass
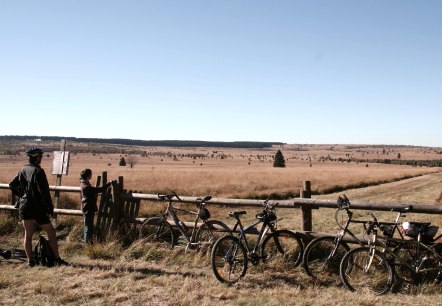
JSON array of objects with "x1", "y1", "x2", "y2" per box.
[
  {"x1": 2, "y1": 151, "x2": 439, "y2": 199},
  {"x1": 1, "y1": 146, "x2": 442, "y2": 305}
]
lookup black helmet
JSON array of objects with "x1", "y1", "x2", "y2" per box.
[{"x1": 26, "y1": 147, "x2": 43, "y2": 156}]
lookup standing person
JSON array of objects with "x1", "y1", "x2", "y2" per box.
[
  {"x1": 9, "y1": 147, "x2": 68, "y2": 267},
  {"x1": 80, "y1": 168, "x2": 113, "y2": 243}
]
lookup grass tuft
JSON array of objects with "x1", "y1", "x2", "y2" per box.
[
  {"x1": 0, "y1": 212, "x2": 20, "y2": 235},
  {"x1": 85, "y1": 241, "x2": 121, "y2": 260}
]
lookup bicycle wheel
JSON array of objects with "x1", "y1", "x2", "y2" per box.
[
  {"x1": 211, "y1": 235, "x2": 247, "y2": 284},
  {"x1": 389, "y1": 243, "x2": 416, "y2": 287},
  {"x1": 432, "y1": 243, "x2": 442, "y2": 283},
  {"x1": 139, "y1": 217, "x2": 175, "y2": 248},
  {"x1": 261, "y1": 229, "x2": 303, "y2": 272},
  {"x1": 196, "y1": 220, "x2": 231, "y2": 253},
  {"x1": 302, "y1": 236, "x2": 350, "y2": 285},
  {"x1": 340, "y1": 247, "x2": 393, "y2": 295},
  {"x1": 417, "y1": 245, "x2": 442, "y2": 283}
]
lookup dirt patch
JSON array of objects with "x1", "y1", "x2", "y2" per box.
[{"x1": 315, "y1": 172, "x2": 442, "y2": 205}]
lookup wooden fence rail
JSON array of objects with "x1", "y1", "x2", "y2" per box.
[{"x1": 2, "y1": 178, "x2": 442, "y2": 241}]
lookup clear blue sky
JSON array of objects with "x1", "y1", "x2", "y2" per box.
[{"x1": 1, "y1": 1, "x2": 441, "y2": 147}]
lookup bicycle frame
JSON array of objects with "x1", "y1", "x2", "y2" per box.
[
  {"x1": 165, "y1": 201, "x2": 201, "y2": 245},
  {"x1": 331, "y1": 204, "x2": 410, "y2": 256},
  {"x1": 164, "y1": 200, "x2": 202, "y2": 246},
  {"x1": 231, "y1": 214, "x2": 276, "y2": 256},
  {"x1": 367, "y1": 223, "x2": 442, "y2": 277},
  {"x1": 331, "y1": 207, "x2": 368, "y2": 253}
]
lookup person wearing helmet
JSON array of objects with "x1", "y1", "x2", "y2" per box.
[
  {"x1": 79, "y1": 168, "x2": 113, "y2": 243},
  {"x1": 9, "y1": 147, "x2": 68, "y2": 267}
]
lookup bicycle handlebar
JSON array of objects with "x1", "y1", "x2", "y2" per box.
[
  {"x1": 196, "y1": 195, "x2": 212, "y2": 203},
  {"x1": 337, "y1": 194, "x2": 351, "y2": 209},
  {"x1": 262, "y1": 199, "x2": 278, "y2": 210},
  {"x1": 158, "y1": 191, "x2": 182, "y2": 202}
]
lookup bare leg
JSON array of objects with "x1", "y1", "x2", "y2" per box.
[
  {"x1": 22, "y1": 220, "x2": 35, "y2": 262},
  {"x1": 41, "y1": 223, "x2": 60, "y2": 259}
]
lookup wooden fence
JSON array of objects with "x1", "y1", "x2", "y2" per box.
[{"x1": 1, "y1": 172, "x2": 442, "y2": 242}]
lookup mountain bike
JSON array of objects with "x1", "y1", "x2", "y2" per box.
[
  {"x1": 210, "y1": 200, "x2": 304, "y2": 284},
  {"x1": 302, "y1": 194, "x2": 410, "y2": 285},
  {"x1": 140, "y1": 192, "x2": 231, "y2": 252},
  {"x1": 340, "y1": 212, "x2": 442, "y2": 295}
]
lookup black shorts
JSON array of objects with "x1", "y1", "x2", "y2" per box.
[{"x1": 19, "y1": 204, "x2": 50, "y2": 225}]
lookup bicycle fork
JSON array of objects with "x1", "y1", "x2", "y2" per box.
[{"x1": 365, "y1": 231, "x2": 379, "y2": 272}]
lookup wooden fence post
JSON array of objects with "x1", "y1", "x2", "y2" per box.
[
  {"x1": 301, "y1": 181, "x2": 312, "y2": 231},
  {"x1": 118, "y1": 176, "x2": 124, "y2": 191},
  {"x1": 111, "y1": 178, "x2": 121, "y2": 233}
]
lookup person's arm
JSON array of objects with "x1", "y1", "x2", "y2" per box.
[
  {"x1": 94, "y1": 181, "x2": 113, "y2": 193},
  {"x1": 9, "y1": 173, "x2": 21, "y2": 197},
  {"x1": 37, "y1": 169, "x2": 54, "y2": 215}
]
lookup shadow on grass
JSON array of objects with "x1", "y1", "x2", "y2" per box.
[{"x1": 70, "y1": 261, "x2": 206, "y2": 279}]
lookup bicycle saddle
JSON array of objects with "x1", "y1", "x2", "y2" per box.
[{"x1": 229, "y1": 211, "x2": 247, "y2": 218}]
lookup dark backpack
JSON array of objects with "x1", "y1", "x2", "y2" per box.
[{"x1": 33, "y1": 235, "x2": 55, "y2": 267}]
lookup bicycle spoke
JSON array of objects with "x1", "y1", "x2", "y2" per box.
[
  {"x1": 303, "y1": 236, "x2": 350, "y2": 285},
  {"x1": 262, "y1": 230, "x2": 303, "y2": 272},
  {"x1": 211, "y1": 236, "x2": 247, "y2": 284},
  {"x1": 140, "y1": 217, "x2": 174, "y2": 248},
  {"x1": 340, "y1": 247, "x2": 393, "y2": 295}
]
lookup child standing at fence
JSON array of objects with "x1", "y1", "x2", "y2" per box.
[{"x1": 80, "y1": 169, "x2": 113, "y2": 243}]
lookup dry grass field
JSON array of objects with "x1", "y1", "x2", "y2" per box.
[{"x1": 1, "y1": 143, "x2": 442, "y2": 305}]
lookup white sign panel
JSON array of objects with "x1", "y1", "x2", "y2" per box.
[{"x1": 52, "y1": 151, "x2": 70, "y2": 175}]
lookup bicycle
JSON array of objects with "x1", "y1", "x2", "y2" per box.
[
  {"x1": 0, "y1": 247, "x2": 27, "y2": 262},
  {"x1": 339, "y1": 211, "x2": 442, "y2": 295},
  {"x1": 210, "y1": 200, "x2": 304, "y2": 284},
  {"x1": 140, "y1": 192, "x2": 231, "y2": 252},
  {"x1": 302, "y1": 194, "x2": 410, "y2": 285}
]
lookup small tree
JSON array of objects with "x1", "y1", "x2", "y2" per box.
[
  {"x1": 273, "y1": 150, "x2": 286, "y2": 168},
  {"x1": 119, "y1": 156, "x2": 126, "y2": 166},
  {"x1": 126, "y1": 155, "x2": 138, "y2": 168}
]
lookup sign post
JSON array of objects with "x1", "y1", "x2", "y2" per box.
[{"x1": 51, "y1": 140, "x2": 70, "y2": 225}]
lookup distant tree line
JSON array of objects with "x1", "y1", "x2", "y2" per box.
[
  {"x1": 370, "y1": 159, "x2": 442, "y2": 167},
  {"x1": 319, "y1": 155, "x2": 442, "y2": 167},
  {"x1": 0, "y1": 135, "x2": 283, "y2": 149}
]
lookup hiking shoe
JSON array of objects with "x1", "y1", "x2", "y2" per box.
[
  {"x1": 54, "y1": 258, "x2": 69, "y2": 266},
  {"x1": 27, "y1": 260, "x2": 36, "y2": 268}
]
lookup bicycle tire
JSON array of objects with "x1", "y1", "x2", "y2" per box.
[
  {"x1": 195, "y1": 220, "x2": 231, "y2": 253},
  {"x1": 211, "y1": 235, "x2": 247, "y2": 284},
  {"x1": 418, "y1": 243, "x2": 442, "y2": 284},
  {"x1": 433, "y1": 243, "x2": 442, "y2": 283},
  {"x1": 302, "y1": 236, "x2": 350, "y2": 284},
  {"x1": 140, "y1": 217, "x2": 175, "y2": 248},
  {"x1": 389, "y1": 242, "x2": 416, "y2": 288},
  {"x1": 261, "y1": 229, "x2": 304, "y2": 272},
  {"x1": 340, "y1": 246, "x2": 393, "y2": 295}
]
